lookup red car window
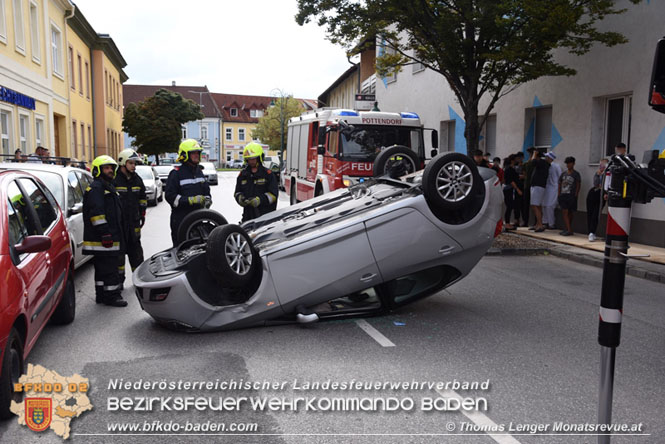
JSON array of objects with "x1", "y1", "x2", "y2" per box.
[{"x1": 18, "y1": 178, "x2": 57, "y2": 234}]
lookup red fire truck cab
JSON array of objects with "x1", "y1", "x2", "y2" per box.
[{"x1": 284, "y1": 108, "x2": 431, "y2": 204}]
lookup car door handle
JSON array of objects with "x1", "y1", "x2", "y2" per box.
[
  {"x1": 439, "y1": 245, "x2": 455, "y2": 255},
  {"x1": 360, "y1": 273, "x2": 377, "y2": 282}
]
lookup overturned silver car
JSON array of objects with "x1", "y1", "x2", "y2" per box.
[{"x1": 133, "y1": 151, "x2": 502, "y2": 332}]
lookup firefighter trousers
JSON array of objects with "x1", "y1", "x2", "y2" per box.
[
  {"x1": 118, "y1": 234, "x2": 144, "y2": 281},
  {"x1": 94, "y1": 255, "x2": 123, "y2": 302}
]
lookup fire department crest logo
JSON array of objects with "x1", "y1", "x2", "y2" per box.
[{"x1": 25, "y1": 398, "x2": 52, "y2": 432}]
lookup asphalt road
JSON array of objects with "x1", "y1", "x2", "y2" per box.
[{"x1": 1, "y1": 171, "x2": 664, "y2": 444}]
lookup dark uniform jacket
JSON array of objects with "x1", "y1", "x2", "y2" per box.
[
  {"x1": 165, "y1": 162, "x2": 211, "y2": 228},
  {"x1": 82, "y1": 178, "x2": 125, "y2": 256},
  {"x1": 114, "y1": 171, "x2": 147, "y2": 239},
  {"x1": 234, "y1": 164, "x2": 278, "y2": 221}
]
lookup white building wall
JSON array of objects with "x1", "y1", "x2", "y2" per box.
[{"x1": 376, "y1": 0, "x2": 665, "y2": 242}]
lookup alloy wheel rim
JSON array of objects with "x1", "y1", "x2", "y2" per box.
[
  {"x1": 436, "y1": 161, "x2": 473, "y2": 202},
  {"x1": 224, "y1": 233, "x2": 252, "y2": 275}
]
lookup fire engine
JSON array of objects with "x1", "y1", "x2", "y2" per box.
[{"x1": 283, "y1": 108, "x2": 436, "y2": 204}]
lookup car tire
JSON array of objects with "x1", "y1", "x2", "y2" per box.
[
  {"x1": 149, "y1": 198, "x2": 156, "y2": 207},
  {"x1": 51, "y1": 273, "x2": 75, "y2": 325},
  {"x1": 422, "y1": 152, "x2": 483, "y2": 212},
  {"x1": 176, "y1": 209, "x2": 228, "y2": 245},
  {"x1": 158, "y1": 191, "x2": 164, "y2": 202},
  {"x1": 0, "y1": 328, "x2": 24, "y2": 419},
  {"x1": 373, "y1": 145, "x2": 420, "y2": 178},
  {"x1": 206, "y1": 224, "x2": 260, "y2": 288}
]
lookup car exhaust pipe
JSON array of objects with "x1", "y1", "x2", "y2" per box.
[{"x1": 296, "y1": 305, "x2": 319, "y2": 324}]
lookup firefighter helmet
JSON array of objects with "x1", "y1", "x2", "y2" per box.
[
  {"x1": 117, "y1": 148, "x2": 142, "y2": 166},
  {"x1": 177, "y1": 139, "x2": 203, "y2": 163},
  {"x1": 91, "y1": 155, "x2": 118, "y2": 178},
  {"x1": 242, "y1": 142, "x2": 264, "y2": 163}
]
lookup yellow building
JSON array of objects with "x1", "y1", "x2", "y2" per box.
[
  {"x1": 67, "y1": 7, "x2": 127, "y2": 161},
  {"x1": 0, "y1": 0, "x2": 74, "y2": 159}
]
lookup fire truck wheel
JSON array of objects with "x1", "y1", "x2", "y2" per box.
[
  {"x1": 206, "y1": 225, "x2": 260, "y2": 288},
  {"x1": 422, "y1": 152, "x2": 483, "y2": 212},
  {"x1": 373, "y1": 145, "x2": 420, "y2": 179},
  {"x1": 177, "y1": 209, "x2": 228, "y2": 245}
]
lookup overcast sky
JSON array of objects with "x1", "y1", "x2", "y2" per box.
[{"x1": 73, "y1": 0, "x2": 354, "y2": 100}]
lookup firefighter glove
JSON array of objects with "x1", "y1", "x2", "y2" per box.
[
  {"x1": 248, "y1": 196, "x2": 261, "y2": 208},
  {"x1": 235, "y1": 193, "x2": 247, "y2": 206},
  {"x1": 101, "y1": 234, "x2": 114, "y2": 248},
  {"x1": 188, "y1": 195, "x2": 205, "y2": 206}
]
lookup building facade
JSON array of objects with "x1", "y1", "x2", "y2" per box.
[
  {"x1": 123, "y1": 83, "x2": 222, "y2": 164},
  {"x1": 0, "y1": 0, "x2": 74, "y2": 160},
  {"x1": 372, "y1": 1, "x2": 665, "y2": 247}
]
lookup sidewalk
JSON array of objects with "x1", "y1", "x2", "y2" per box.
[{"x1": 488, "y1": 228, "x2": 665, "y2": 284}]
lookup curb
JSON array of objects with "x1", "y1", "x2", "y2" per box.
[{"x1": 487, "y1": 246, "x2": 665, "y2": 284}]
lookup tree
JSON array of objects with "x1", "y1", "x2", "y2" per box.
[
  {"x1": 296, "y1": 0, "x2": 639, "y2": 154},
  {"x1": 122, "y1": 88, "x2": 204, "y2": 163},
  {"x1": 252, "y1": 97, "x2": 304, "y2": 151}
]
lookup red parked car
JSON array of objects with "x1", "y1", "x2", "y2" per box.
[{"x1": 0, "y1": 170, "x2": 75, "y2": 418}]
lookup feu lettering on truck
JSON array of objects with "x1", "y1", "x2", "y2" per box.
[
  {"x1": 350, "y1": 163, "x2": 373, "y2": 172},
  {"x1": 361, "y1": 117, "x2": 403, "y2": 125}
]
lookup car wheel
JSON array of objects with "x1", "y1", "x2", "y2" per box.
[
  {"x1": 422, "y1": 152, "x2": 483, "y2": 212},
  {"x1": 51, "y1": 273, "x2": 75, "y2": 325},
  {"x1": 176, "y1": 209, "x2": 228, "y2": 245},
  {"x1": 0, "y1": 328, "x2": 24, "y2": 419},
  {"x1": 373, "y1": 145, "x2": 420, "y2": 178},
  {"x1": 290, "y1": 181, "x2": 298, "y2": 205},
  {"x1": 158, "y1": 191, "x2": 164, "y2": 202},
  {"x1": 206, "y1": 225, "x2": 260, "y2": 288}
]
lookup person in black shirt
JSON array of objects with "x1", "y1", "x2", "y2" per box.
[
  {"x1": 502, "y1": 154, "x2": 522, "y2": 230},
  {"x1": 472, "y1": 149, "x2": 490, "y2": 168},
  {"x1": 528, "y1": 151, "x2": 550, "y2": 232},
  {"x1": 234, "y1": 143, "x2": 278, "y2": 222}
]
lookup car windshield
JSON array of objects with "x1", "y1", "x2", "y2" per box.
[
  {"x1": 28, "y1": 170, "x2": 65, "y2": 208},
  {"x1": 201, "y1": 162, "x2": 215, "y2": 171},
  {"x1": 136, "y1": 166, "x2": 154, "y2": 181},
  {"x1": 339, "y1": 125, "x2": 423, "y2": 161}
]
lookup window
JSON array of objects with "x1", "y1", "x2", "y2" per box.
[
  {"x1": 51, "y1": 25, "x2": 63, "y2": 76},
  {"x1": 67, "y1": 171, "x2": 83, "y2": 210},
  {"x1": 605, "y1": 95, "x2": 632, "y2": 156},
  {"x1": 104, "y1": 70, "x2": 108, "y2": 104},
  {"x1": 68, "y1": 45, "x2": 74, "y2": 89},
  {"x1": 181, "y1": 126, "x2": 187, "y2": 139},
  {"x1": 226, "y1": 152, "x2": 232, "y2": 162},
  {"x1": 35, "y1": 117, "x2": 43, "y2": 146},
  {"x1": 383, "y1": 45, "x2": 397, "y2": 84},
  {"x1": 534, "y1": 107, "x2": 552, "y2": 148},
  {"x1": 8, "y1": 195, "x2": 30, "y2": 248},
  {"x1": 230, "y1": 108, "x2": 238, "y2": 117},
  {"x1": 412, "y1": 61, "x2": 425, "y2": 74},
  {"x1": 29, "y1": 1, "x2": 39, "y2": 62},
  {"x1": 250, "y1": 109, "x2": 263, "y2": 118},
  {"x1": 80, "y1": 123, "x2": 85, "y2": 160},
  {"x1": 19, "y1": 114, "x2": 28, "y2": 152},
  {"x1": 439, "y1": 120, "x2": 455, "y2": 152},
  {"x1": 87, "y1": 125, "x2": 92, "y2": 160},
  {"x1": 1, "y1": 109, "x2": 13, "y2": 155},
  {"x1": 201, "y1": 125, "x2": 208, "y2": 140},
  {"x1": 71, "y1": 120, "x2": 77, "y2": 158},
  {"x1": 238, "y1": 128, "x2": 245, "y2": 141},
  {"x1": 13, "y1": 0, "x2": 24, "y2": 53},
  {"x1": 84, "y1": 61, "x2": 89, "y2": 98},
  {"x1": 77, "y1": 54, "x2": 82, "y2": 94},
  {"x1": 19, "y1": 178, "x2": 57, "y2": 233},
  {"x1": 0, "y1": 0, "x2": 7, "y2": 44},
  {"x1": 480, "y1": 114, "x2": 497, "y2": 154},
  {"x1": 225, "y1": 127, "x2": 232, "y2": 141}
]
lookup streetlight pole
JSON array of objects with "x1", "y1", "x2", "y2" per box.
[{"x1": 270, "y1": 88, "x2": 287, "y2": 168}]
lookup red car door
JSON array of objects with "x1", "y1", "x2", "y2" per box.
[{"x1": 7, "y1": 180, "x2": 55, "y2": 350}]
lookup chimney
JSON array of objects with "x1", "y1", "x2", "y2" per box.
[{"x1": 172, "y1": 81, "x2": 176, "y2": 86}]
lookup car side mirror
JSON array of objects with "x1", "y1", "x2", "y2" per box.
[
  {"x1": 431, "y1": 129, "x2": 439, "y2": 149},
  {"x1": 14, "y1": 235, "x2": 52, "y2": 254},
  {"x1": 68, "y1": 202, "x2": 83, "y2": 217},
  {"x1": 430, "y1": 149, "x2": 438, "y2": 158},
  {"x1": 317, "y1": 145, "x2": 325, "y2": 155}
]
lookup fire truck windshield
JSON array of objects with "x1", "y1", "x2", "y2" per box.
[{"x1": 339, "y1": 125, "x2": 424, "y2": 161}]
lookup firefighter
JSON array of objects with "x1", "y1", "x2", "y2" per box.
[
  {"x1": 234, "y1": 142, "x2": 278, "y2": 222},
  {"x1": 82, "y1": 155, "x2": 127, "y2": 307},
  {"x1": 165, "y1": 139, "x2": 212, "y2": 245},
  {"x1": 114, "y1": 149, "x2": 147, "y2": 282}
]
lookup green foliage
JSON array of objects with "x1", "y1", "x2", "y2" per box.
[
  {"x1": 297, "y1": 0, "x2": 640, "y2": 153},
  {"x1": 122, "y1": 89, "x2": 204, "y2": 159},
  {"x1": 252, "y1": 97, "x2": 304, "y2": 151}
]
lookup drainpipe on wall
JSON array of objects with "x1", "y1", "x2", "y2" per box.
[{"x1": 63, "y1": 3, "x2": 76, "y2": 160}]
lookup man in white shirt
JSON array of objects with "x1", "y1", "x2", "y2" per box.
[{"x1": 542, "y1": 152, "x2": 562, "y2": 229}]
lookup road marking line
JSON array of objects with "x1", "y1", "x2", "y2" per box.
[
  {"x1": 355, "y1": 320, "x2": 395, "y2": 347},
  {"x1": 436, "y1": 388, "x2": 521, "y2": 444}
]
